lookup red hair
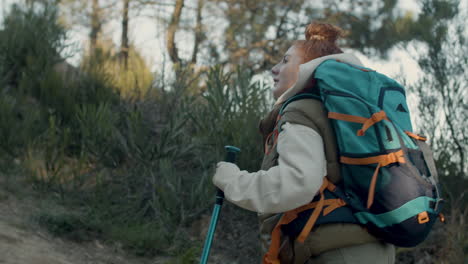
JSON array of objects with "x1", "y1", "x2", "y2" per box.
[{"x1": 295, "y1": 22, "x2": 344, "y2": 63}]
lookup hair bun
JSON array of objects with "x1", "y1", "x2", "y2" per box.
[{"x1": 305, "y1": 22, "x2": 343, "y2": 43}]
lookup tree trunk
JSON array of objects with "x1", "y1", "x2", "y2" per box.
[
  {"x1": 191, "y1": 0, "x2": 204, "y2": 64},
  {"x1": 166, "y1": 0, "x2": 184, "y2": 64},
  {"x1": 89, "y1": 0, "x2": 102, "y2": 55},
  {"x1": 121, "y1": 0, "x2": 130, "y2": 69}
]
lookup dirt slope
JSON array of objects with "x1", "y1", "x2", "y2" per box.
[{"x1": 0, "y1": 192, "x2": 160, "y2": 264}]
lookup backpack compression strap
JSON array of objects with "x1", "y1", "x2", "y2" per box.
[
  {"x1": 405, "y1": 131, "x2": 427, "y2": 141},
  {"x1": 341, "y1": 150, "x2": 406, "y2": 208},
  {"x1": 328, "y1": 110, "x2": 389, "y2": 136},
  {"x1": 262, "y1": 178, "x2": 346, "y2": 264}
]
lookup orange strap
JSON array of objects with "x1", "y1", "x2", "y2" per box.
[
  {"x1": 340, "y1": 150, "x2": 405, "y2": 167},
  {"x1": 367, "y1": 163, "x2": 381, "y2": 209},
  {"x1": 357, "y1": 111, "x2": 388, "y2": 136},
  {"x1": 405, "y1": 131, "x2": 427, "y2": 141},
  {"x1": 328, "y1": 112, "x2": 367, "y2": 123},
  {"x1": 263, "y1": 179, "x2": 346, "y2": 264},
  {"x1": 328, "y1": 111, "x2": 389, "y2": 136},
  {"x1": 323, "y1": 198, "x2": 346, "y2": 216},
  {"x1": 341, "y1": 150, "x2": 406, "y2": 209},
  {"x1": 296, "y1": 181, "x2": 327, "y2": 243},
  {"x1": 264, "y1": 129, "x2": 279, "y2": 155},
  {"x1": 264, "y1": 114, "x2": 283, "y2": 155},
  {"x1": 439, "y1": 213, "x2": 445, "y2": 223},
  {"x1": 276, "y1": 114, "x2": 282, "y2": 122}
]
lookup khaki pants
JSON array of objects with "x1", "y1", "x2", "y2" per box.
[{"x1": 305, "y1": 242, "x2": 395, "y2": 264}]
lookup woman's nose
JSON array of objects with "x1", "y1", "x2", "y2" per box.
[{"x1": 271, "y1": 64, "x2": 279, "y2": 75}]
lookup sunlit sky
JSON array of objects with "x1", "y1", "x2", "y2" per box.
[{"x1": 1, "y1": 0, "x2": 424, "y2": 84}]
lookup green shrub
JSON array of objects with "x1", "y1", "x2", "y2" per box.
[
  {"x1": 0, "y1": 91, "x2": 46, "y2": 156},
  {"x1": 36, "y1": 206, "x2": 102, "y2": 242},
  {"x1": 108, "y1": 221, "x2": 169, "y2": 256},
  {"x1": 191, "y1": 66, "x2": 270, "y2": 171},
  {"x1": 0, "y1": 4, "x2": 71, "y2": 88},
  {"x1": 75, "y1": 102, "x2": 122, "y2": 165},
  {"x1": 165, "y1": 247, "x2": 200, "y2": 264}
]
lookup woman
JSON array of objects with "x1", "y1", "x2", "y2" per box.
[{"x1": 213, "y1": 22, "x2": 395, "y2": 264}]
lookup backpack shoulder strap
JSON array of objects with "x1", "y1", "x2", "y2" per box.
[
  {"x1": 279, "y1": 93, "x2": 321, "y2": 116},
  {"x1": 276, "y1": 93, "x2": 322, "y2": 133}
]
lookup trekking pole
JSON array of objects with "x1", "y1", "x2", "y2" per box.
[{"x1": 200, "y1": 145, "x2": 241, "y2": 264}]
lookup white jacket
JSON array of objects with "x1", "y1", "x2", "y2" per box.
[{"x1": 213, "y1": 122, "x2": 325, "y2": 213}]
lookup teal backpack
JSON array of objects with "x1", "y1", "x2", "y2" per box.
[{"x1": 281, "y1": 59, "x2": 444, "y2": 247}]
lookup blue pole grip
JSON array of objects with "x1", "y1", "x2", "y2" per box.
[{"x1": 224, "y1": 145, "x2": 241, "y2": 163}]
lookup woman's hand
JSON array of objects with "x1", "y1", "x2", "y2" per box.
[{"x1": 212, "y1": 161, "x2": 241, "y2": 191}]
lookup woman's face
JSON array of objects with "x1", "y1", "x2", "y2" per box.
[{"x1": 271, "y1": 45, "x2": 304, "y2": 99}]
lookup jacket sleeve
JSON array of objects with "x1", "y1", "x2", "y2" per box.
[{"x1": 212, "y1": 122, "x2": 326, "y2": 214}]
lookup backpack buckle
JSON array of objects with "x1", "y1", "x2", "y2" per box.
[{"x1": 418, "y1": 211, "x2": 430, "y2": 224}]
